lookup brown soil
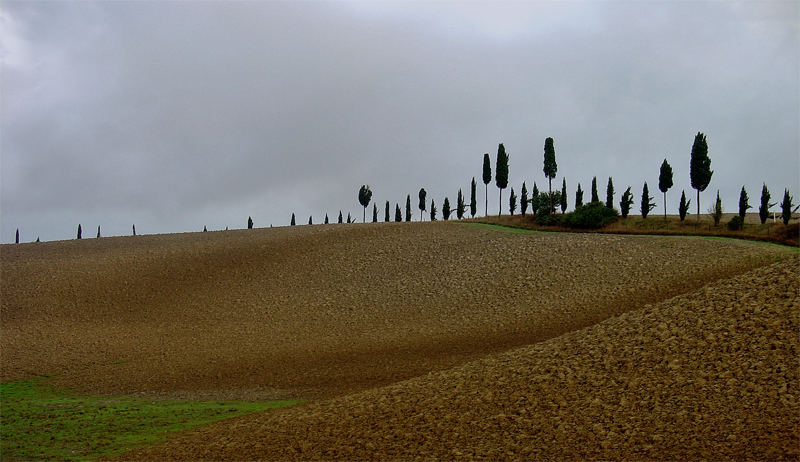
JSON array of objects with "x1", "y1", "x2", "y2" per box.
[{"x1": 118, "y1": 256, "x2": 800, "y2": 461}]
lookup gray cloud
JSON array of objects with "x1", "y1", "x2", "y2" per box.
[{"x1": 2, "y1": 1, "x2": 797, "y2": 241}]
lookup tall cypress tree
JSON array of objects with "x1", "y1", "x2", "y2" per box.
[
  {"x1": 291, "y1": 214, "x2": 296, "y2": 226},
  {"x1": 711, "y1": 190, "x2": 723, "y2": 226},
  {"x1": 482, "y1": 153, "x2": 491, "y2": 216},
  {"x1": 418, "y1": 188, "x2": 427, "y2": 222},
  {"x1": 338, "y1": 210, "x2": 343, "y2": 223},
  {"x1": 373, "y1": 203, "x2": 378, "y2": 222},
  {"x1": 77, "y1": 224, "x2": 82, "y2": 239},
  {"x1": 495, "y1": 143, "x2": 509, "y2": 216},
  {"x1": 521, "y1": 182, "x2": 529, "y2": 216},
  {"x1": 606, "y1": 177, "x2": 614, "y2": 209},
  {"x1": 759, "y1": 183, "x2": 775, "y2": 224},
  {"x1": 358, "y1": 185, "x2": 373, "y2": 223},
  {"x1": 430, "y1": 200, "x2": 437, "y2": 221},
  {"x1": 575, "y1": 183, "x2": 583, "y2": 208},
  {"x1": 97, "y1": 225, "x2": 101, "y2": 238},
  {"x1": 325, "y1": 214, "x2": 329, "y2": 224},
  {"x1": 443, "y1": 197, "x2": 451, "y2": 220},
  {"x1": 531, "y1": 183, "x2": 540, "y2": 217},
  {"x1": 543, "y1": 137, "x2": 557, "y2": 213},
  {"x1": 560, "y1": 178, "x2": 567, "y2": 213},
  {"x1": 591, "y1": 176, "x2": 599, "y2": 203},
  {"x1": 203, "y1": 225, "x2": 207, "y2": 232},
  {"x1": 15, "y1": 229, "x2": 19, "y2": 244},
  {"x1": 457, "y1": 189, "x2": 465, "y2": 219},
  {"x1": 347, "y1": 212, "x2": 352, "y2": 224},
  {"x1": 620, "y1": 187, "x2": 634, "y2": 218},
  {"x1": 395, "y1": 204, "x2": 402, "y2": 222},
  {"x1": 470, "y1": 177, "x2": 477, "y2": 218},
  {"x1": 641, "y1": 182, "x2": 656, "y2": 219},
  {"x1": 678, "y1": 190, "x2": 691, "y2": 221},
  {"x1": 308, "y1": 216, "x2": 313, "y2": 225},
  {"x1": 690, "y1": 132, "x2": 713, "y2": 222},
  {"x1": 738, "y1": 186, "x2": 751, "y2": 224},
  {"x1": 384, "y1": 201, "x2": 390, "y2": 222},
  {"x1": 659, "y1": 159, "x2": 674, "y2": 220},
  {"x1": 405, "y1": 195, "x2": 412, "y2": 222},
  {"x1": 133, "y1": 224, "x2": 136, "y2": 236},
  {"x1": 248, "y1": 216, "x2": 253, "y2": 229},
  {"x1": 509, "y1": 188, "x2": 517, "y2": 215},
  {"x1": 781, "y1": 189, "x2": 797, "y2": 225}
]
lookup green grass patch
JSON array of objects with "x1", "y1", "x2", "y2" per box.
[
  {"x1": 459, "y1": 222, "x2": 550, "y2": 234},
  {"x1": 1, "y1": 378, "x2": 297, "y2": 461}
]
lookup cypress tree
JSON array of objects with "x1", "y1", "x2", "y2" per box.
[
  {"x1": 759, "y1": 183, "x2": 775, "y2": 224},
  {"x1": 133, "y1": 224, "x2": 136, "y2": 236},
  {"x1": 248, "y1": 216, "x2": 253, "y2": 229},
  {"x1": 97, "y1": 225, "x2": 101, "y2": 238},
  {"x1": 418, "y1": 188, "x2": 427, "y2": 221},
  {"x1": 575, "y1": 183, "x2": 584, "y2": 208},
  {"x1": 482, "y1": 153, "x2": 491, "y2": 216},
  {"x1": 781, "y1": 189, "x2": 797, "y2": 225},
  {"x1": 591, "y1": 176, "x2": 599, "y2": 203},
  {"x1": 358, "y1": 185, "x2": 373, "y2": 223},
  {"x1": 495, "y1": 143, "x2": 509, "y2": 216},
  {"x1": 738, "y1": 186, "x2": 751, "y2": 224},
  {"x1": 560, "y1": 178, "x2": 567, "y2": 213},
  {"x1": 470, "y1": 177, "x2": 477, "y2": 217},
  {"x1": 338, "y1": 210, "x2": 343, "y2": 224},
  {"x1": 291, "y1": 214, "x2": 296, "y2": 226},
  {"x1": 203, "y1": 225, "x2": 207, "y2": 232},
  {"x1": 430, "y1": 199, "x2": 437, "y2": 221},
  {"x1": 606, "y1": 177, "x2": 614, "y2": 209},
  {"x1": 509, "y1": 188, "x2": 517, "y2": 215},
  {"x1": 620, "y1": 187, "x2": 634, "y2": 218},
  {"x1": 457, "y1": 189, "x2": 465, "y2": 219},
  {"x1": 347, "y1": 212, "x2": 352, "y2": 224},
  {"x1": 659, "y1": 159, "x2": 674, "y2": 220},
  {"x1": 543, "y1": 137, "x2": 557, "y2": 213},
  {"x1": 521, "y1": 182, "x2": 528, "y2": 216},
  {"x1": 15, "y1": 228, "x2": 19, "y2": 244},
  {"x1": 405, "y1": 195, "x2": 412, "y2": 222},
  {"x1": 36, "y1": 237, "x2": 39, "y2": 242},
  {"x1": 308, "y1": 216, "x2": 313, "y2": 225},
  {"x1": 640, "y1": 182, "x2": 656, "y2": 219},
  {"x1": 373, "y1": 203, "x2": 378, "y2": 222},
  {"x1": 531, "y1": 183, "x2": 540, "y2": 217},
  {"x1": 443, "y1": 197, "x2": 451, "y2": 220},
  {"x1": 384, "y1": 201, "x2": 390, "y2": 222},
  {"x1": 690, "y1": 132, "x2": 713, "y2": 221},
  {"x1": 395, "y1": 204, "x2": 402, "y2": 222},
  {"x1": 678, "y1": 190, "x2": 691, "y2": 221},
  {"x1": 77, "y1": 224, "x2": 82, "y2": 239},
  {"x1": 325, "y1": 214, "x2": 329, "y2": 224},
  {"x1": 711, "y1": 190, "x2": 723, "y2": 226}
]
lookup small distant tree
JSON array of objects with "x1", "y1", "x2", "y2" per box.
[
  {"x1": 759, "y1": 183, "x2": 775, "y2": 224},
  {"x1": 521, "y1": 182, "x2": 529, "y2": 216},
  {"x1": 575, "y1": 183, "x2": 584, "y2": 209},
  {"x1": 659, "y1": 159, "x2": 673, "y2": 220},
  {"x1": 509, "y1": 188, "x2": 517, "y2": 215},
  {"x1": 457, "y1": 189, "x2": 465, "y2": 219},
  {"x1": 308, "y1": 216, "x2": 313, "y2": 225},
  {"x1": 77, "y1": 224, "x2": 82, "y2": 239},
  {"x1": 405, "y1": 195, "x2": 412, "y2": 222},
  {"x1": 531, "y1": 183, "x2": 540, "y2": 217},
  {"x1": 248, "y1": 216, "x2": 254, "y2": 229},
  {"x1": 619, "y1": 187, "x2": 634, "y2": 218},
  {"x1": 495, "y1": 143, "x2": 509, "y2": 216},
  {"x1": 384, "y1": 201, "x2": 390, "y2": 222},
  {"x1": 640, "y1": 182, "x2": 656, "y2": 219},
  {"x1": 737, "y1": 186, "x2": 750, "y2": 224},
  {"x1": 347, "y1": 212, "x2": 352, "y2": 224},
  {"x1": 373, "y1": 203, "x2": 378, "y2": 222},
  {"x1": 470, "y1": 177, "x2": 477, "y2": 217},
  {"x1": 338, "y1": 210, "x2": 343, "y2": 224},
  {"x1": 36, "y1": 237, "x2": 39, "y2": 242},
  {"x1": 430, "y1": 199, "x2": 437, "y2": 221},
  {"x1": 325, "y1": 214, "x2": 329, "y2": 224},
  {"x1": 203, "y1": 225, "x2": 207, "y2": 232},
  {"x1": 443, "y1": 197, "x2": 451, "y2": 220},
  {"x1": 690, "y1": 132, "x2": 713, "y2": 222},
  {"x1": 709, "y1": 190, "x2": 723, "y2": 226},
  {"x1": 678, "y1": 190, "x2": 691, "y2": 222},
  {"x1": 291, "y1": 214, "x2": 296, "y2": 226},
  {"x1": 781, "y1": 189, "x2": 798, "y2": 225},
  {"x1": 418, "y1": 188, "x2": 427, "y2": 222},
  {"x1": 482, "y1": 153, "x2": 491, "y2": 216},
  {"x1": 395, "y1": 204, "x2": 402, "y2": 222},
  {"x1": 606, "y1": 177, "x2": 614, "y2": 209},
  {"x1": 560, "y1": 178, "x2": 567, "y2": 213},
  {"x1": 358, "y1": 185, "x2": 373, "y2": 223},
  {"x1": 15, "y1": 229, "x2": 19, "y2": 244},
  {"x1": 543, "y1": 137, "x2": 558, "y2": 213},
  {"x1": 97, "y1": 225, "x2": 101, "y2": 238},
  {"x1": 591, "y1": 176, "x2": 599, "y2": 203},
  {"x1": 133, "y1": 224, "x2": 136, "y2": 236}
]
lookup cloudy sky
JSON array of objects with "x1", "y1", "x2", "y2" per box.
[{"x1": 2, "y1": 0, "x2": 798, "y2": 242}]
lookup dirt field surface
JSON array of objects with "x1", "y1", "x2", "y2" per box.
[{"x1": 118, "y1": 255, "x2": 800, "y2": 461}]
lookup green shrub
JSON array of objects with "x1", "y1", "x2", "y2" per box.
[
  {"x1": 535, "y1": 212, "x2": 562, "y2": 226},
  {"x1": 563, "y1": 201, "x2": 619, "y2": 229},
  {"x1": 727, "y1": 215, "x2": 743, "y2": 231}
]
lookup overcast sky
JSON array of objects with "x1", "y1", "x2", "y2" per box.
[{"x1": 2, "y1": 0, "x2": 798, "y2": 242}]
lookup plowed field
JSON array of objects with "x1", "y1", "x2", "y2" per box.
[{"x1": 1, "y1": 222, "x2": 797, "y2": 459}]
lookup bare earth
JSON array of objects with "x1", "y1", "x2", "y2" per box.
[{"x1": 1, "y1": 222, "x2": 797, "y2": 459}]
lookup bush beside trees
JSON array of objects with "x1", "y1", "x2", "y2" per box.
[{"x1": 563, "y1": 201, "x2": 619, "y2": 229}]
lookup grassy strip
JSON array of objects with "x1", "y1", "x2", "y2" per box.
[
  {"x1": 0, "y1": 378, "x2": 297, "y2": 461},
  {"x1": 460, "y1": 222, "x2": 550, "y2": 234}
]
